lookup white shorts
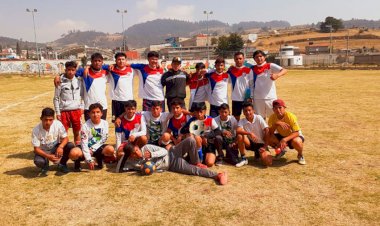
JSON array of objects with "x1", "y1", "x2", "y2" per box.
[{"x1": 253, "y1": 99, "x2": 275, "y2": 119}]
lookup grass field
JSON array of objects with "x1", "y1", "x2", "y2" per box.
[{"x1": 0, "y1": 70, "x2": 379, "y2": 225}]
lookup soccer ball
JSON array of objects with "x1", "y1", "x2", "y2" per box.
[{"x1": 141, "y1": 161, "x2": 156, "y2": 175}]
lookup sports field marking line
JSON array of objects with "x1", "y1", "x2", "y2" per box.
[{"x1": 0, "y1": 91, "x2": 53, "y2": 112}]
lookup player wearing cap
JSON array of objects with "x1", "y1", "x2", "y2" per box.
[
  {"x1": 251, "y1": 50, "x2": 287, "y2": 119},
  {"x1": 161, "y1": 57, "x2": 190, "y2": 111},
  {"x1": 268, "y1": 99, "x2": 306, "y2": 165}
]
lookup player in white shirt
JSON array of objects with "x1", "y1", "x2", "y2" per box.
[
  {"x1": 251, "y1": 50, "x2": 287, "y2": 119},
  {"x1": 227, "y1": 52, "x2": 253, "y2": 121},
  {"x1": 70, "y1": 103, "x2": 115, "y2": 171},
  {"x1": 213, "y1": 104, "x2": 239, "y2": 165},
  {"x1": 32, "y1": 108, "x2": 78, "y2": 175},
  {"x1": 235, "y1": 102, "x2": 270, "y2": 167},
  {"x1": 205, "y1": 57, "x2": 229, "y2": 118}
]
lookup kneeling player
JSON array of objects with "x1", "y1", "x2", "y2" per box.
[{"x1": 71, "y1": 103, "x2": 115, "y2": 170}]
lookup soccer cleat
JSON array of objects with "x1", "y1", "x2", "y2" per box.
[
  {"x1": 215, "y1": 158, "x2": 224, "y2": 166},
  {"x1": 39, "y1": 168, "x2": 48, "y2": 176},
  {"x1": 216, "y1": 172, "x2": 228, "y2": 185},
  {"x1": 235, "y1": 158, "x2": 248, "y2": 167},
  {"x1": 298, "y1": 155, "x2": 306, "y2": 165},
  {"x1": 57, "y1": 164, "x2": 69, "y2": 174}
]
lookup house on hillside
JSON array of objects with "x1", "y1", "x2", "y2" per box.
[{"x1": 305, "y1": 45, "x2": 330, "y2": 55}]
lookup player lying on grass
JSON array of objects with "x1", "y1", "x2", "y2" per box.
[
  {"x1": 236, "y1": 102, "x2": 271, "y2": 167},
  {"x1": 69, "y1": 103, "x2": 115, "y2": 171},
  {"x1": 268, "y1": 99, "x2": 306, "y2": 165},
  {"x1": 32, "y1": 107, "x2": 77, "y2": 175},
  {"x1": 115, "y1": 137, "x2": 227, "y2": 185}
]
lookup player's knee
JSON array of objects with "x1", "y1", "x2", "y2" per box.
[
  {"x1": 236, "y1": 134, "x2": 243, "y2": 142},
  {"x1": 69, "y1": 147, "x2": 82, "y2": 160},
  {"x1": 34, "y1": 157, "x2": 46, "y2": 168},
  {"x1": 103, "y1": 145, "x2": 115, "y2": 156},
  {"x1": 292, "y1": 137, "x2": 303, "y2": 150}
]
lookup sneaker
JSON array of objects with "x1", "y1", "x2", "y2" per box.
[
  {"x1": 74, "y1": 160, "x2": 82, "y2": 172},
  {"x1": 194, "y1": 162, "x2": 208, "y2": 169},
  {"x1": 57, "y1": 164, "x2": 69, "y2": 173},
  {"x1": 275, "y1": 148, "x2": 287, "y2": 159},
  {"x1": 39, "y1": 167, "x2": 48, "y2": 177},
  {"x1": 116, "y1": 154, "x2": 128, "y2": 173},
  {"x1": 298, "y1": 155, "x2": 306, "y2": 165},
  {"x1": 215, "y1": 158, "x2": 224, "y2": 166},
  {"x1": 235, "y1": 158, "x2": 248, "y2": 167},
  {"x1": 216, "y1": 172, "x2": 228, "y2": 185}
]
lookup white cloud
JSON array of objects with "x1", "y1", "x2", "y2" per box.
[
  {"x1": 161, "y1": 5, "x2": 195, "y2": 21},
  {"x1": 55, "y1": 19, "x2": 90, "y2": 31},
  {"x1": 137, "y1": 0, "x2": 158, "y2": 11}
]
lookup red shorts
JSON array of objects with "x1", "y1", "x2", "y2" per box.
[{"x1": 60, "y1": 109, "x2": 82, "y2": 131}]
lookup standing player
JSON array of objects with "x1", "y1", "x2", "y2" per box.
[
  {"x1": 227, "y1": 52, "x2": 253, "y2": 121},
  {"x1": 188, "y1": 62, "x2": 208, "y2": 111},
  {"x1": 251, "y1": 50, "x2": 287, "y2": 119},
  {"x1": 161, "y1": 57, "x2": 190, "y2": 111},
  {"x1": 130, "y1": 51, "x2": 165, "y2": 111},
  {"x1": 53, "y1": 61, "x2": 83, "y2": 146},
  {"x1": 105, "y1": 52, "x2": 135, "y2": 123},
  {"x1": 205, "y1": 57, "x2": 229, "y2": 117}
]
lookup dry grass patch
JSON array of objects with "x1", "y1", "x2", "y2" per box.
[{"x1": 0, "y1": 71, "x2": 379, "y2": 225}]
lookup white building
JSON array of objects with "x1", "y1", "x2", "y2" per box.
[{"x1": 275, "y1": 45, "x2": 303, "y2": 66}]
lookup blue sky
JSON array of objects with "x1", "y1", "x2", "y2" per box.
[{"x1": 1, "y1": 0, "x2": 379, "y2": 42}]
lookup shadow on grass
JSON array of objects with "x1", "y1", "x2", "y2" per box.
[
  {"x1": 247, "y1": 156, "x2": 298, "y2": 168},
  {"x1": 4, "y1": 165, "x2": 75, "y2": 178},
  {"x1": 6, "y1": 151, "x2": 34, "y2": 160}
]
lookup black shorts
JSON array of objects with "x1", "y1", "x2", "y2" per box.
[
  {"x1": 209, "y1": 104, "x2": 220, "y2": 118},
  {"x1": 275, "y1": 134, "x2": 305, "y2": 149},
  {"x1": 232, "y1": 101, "x2": 244, "y2": 117},
  {"x1": 112, "y1": 100, "x2": 129, "y2": 122}
]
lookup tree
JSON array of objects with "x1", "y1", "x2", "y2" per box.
[
  {"x1": 320, "y1": 16, "x2": 344, "y2": 32},
  {"x1": 210, "y1": 37, "x2": 218, "y2": 45},
  {"x1": 16, "y1": 42, "x2": 21, "y2": 55},
  {"x1": 215, "y1": 33, "x2": 244, "y2": 58}
]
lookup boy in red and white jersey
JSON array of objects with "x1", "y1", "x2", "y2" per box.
[
  {"x1": 251, "y1": 50, "x2": 287, "y2": 119},
  {"x1": 188, "y1": 62, "x2": 209, "y2": 111}
]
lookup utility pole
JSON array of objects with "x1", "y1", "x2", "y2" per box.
[
  {"x1": 26, "y1": 8, "x2": 41, "y2": 76},
  {"x1": 203, "y1": 10, "x2": 213, "y2": 64}
]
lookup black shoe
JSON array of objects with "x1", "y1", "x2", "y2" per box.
[{"x1": 74, "y1": 160, "x2": 82, "y2": 172}]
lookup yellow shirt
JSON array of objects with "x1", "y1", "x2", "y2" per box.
[{"x1": 268, "y1": 111, "x2": 301, "y2": 137}]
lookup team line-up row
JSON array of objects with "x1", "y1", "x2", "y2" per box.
[{"x1": 31, "y1": 50, "x2": 305, "y2": 185}]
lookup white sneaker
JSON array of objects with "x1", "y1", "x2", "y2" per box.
[
  {"x1": 298, "y1": 155, "x2": 306, "y2": 165},
  {"x1": 235, "y1": 158, "x2": 248, "y2": 167}
]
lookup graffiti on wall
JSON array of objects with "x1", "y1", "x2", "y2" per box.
[{"x1": 0, "y1": 60, "x2": 65, "y2": 74}]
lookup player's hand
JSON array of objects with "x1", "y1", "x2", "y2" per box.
[
  {"x1": 223, "y1": 130, "x2": 232, "y2": 138},
  {"x1": 83, "y1": 66, "x2": 90, "y2": 78},
  {"x1": 279, "y1": 139, "x2": 287, "y2": 150},
  {"x1": 53, "y1": 75, "x2": 61, "y2": 87},
  {"x1": 144, "y1": 151, "x2": 151, "y2": 159},
  {"x1": 115, "y1": 117, "x2": 121, "y2": 128},
  {"x1": 270, "y1": 73, "x2": 279, "y2": 80},
  {"x1": 249, "y1": 133, "x2": 259, "y2": 143},
  {"x1": 47, "y1": 154, "x2": 60, "y2": 163},
  {"x1": 87, "y1": 161, "x2": 95, "y2": 170},
  {"x1": 109, "y1": 64, "x2": 115, "y2": 71},
  {"x1": 276, "y1": 121, "x2": 290, "y2": 130},
  {"x1": 199, "y1": 69, "x2": 207, "y2": 77},
  {"x1": 128, "y1": 135, "x2": 136, "y2": 143},
  {"x1": 202, "y1": 137, "x2": 208, "y2": 146},
  {"x1": 56, "y1": 115, "x2": 61, "y2": 121},
  {"x1": 56, "y1": 146, "x2": 63, "y2": 158}
]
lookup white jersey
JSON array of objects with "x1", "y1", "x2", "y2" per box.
[
  {"x1": 142, "y1": 111, "x2": 171, "y2": 143},
  {"x1": 252, "y1": 62, "x2": 283, "y2": 100},
  {"x1": 32, "y1": 120, "x2": 67, "y2": 152},
  {"x1": 131, "y1": 64, "x2": 165, "y2": 101},
  {"x1": 214, "y1": 115, "x2": 238, "y2": 143},
  {"x1": 238, "y1": 114, "x2": 268, "y2": 144},
  {"x1": 206, "y1": 70, "x2": 229, "y2": 106},
  {"x1": 227, "y1": 66, "x2": 253, "y2": 101},
  {"x1": 79, "y1": 68, "x2": 109, "y2": 110},
  {"x1": 107, "y1": 66, "x2": 135, "y2": 101},
  {"x1": 81, "y1": 119, "x2": 109, "y2": 161}
]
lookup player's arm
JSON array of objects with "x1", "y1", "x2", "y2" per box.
[
  {"x1": 34, "y1": 146, "x2": 60, "y2": 163},
  {"x1": 131, "y1": 116, "x2": 147, "y2": 139},
  {"x1": 270, "y1": 64, "x2": 287, "y2": 80},
  {"x1": 53, "y1": 83, "x2": 62, "y2": 120},
  {"x1": 142, "y1": 145, "x2": 168, "y2": 160}
]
